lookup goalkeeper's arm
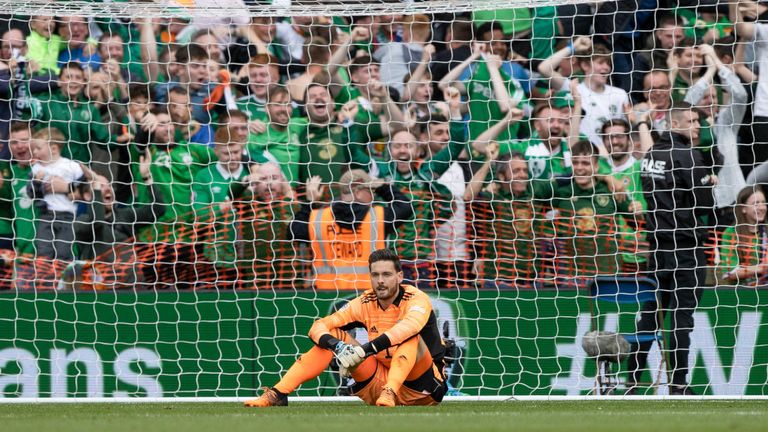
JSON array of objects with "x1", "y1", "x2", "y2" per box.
[
  {"x1": 309, "y1": 299, "x2": 366, "y2": 348},
  {"x1": 310, "y1": 322, "x2": 368, "y2": 369}
]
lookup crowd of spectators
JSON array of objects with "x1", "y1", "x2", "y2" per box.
[{"x1": 0, "y1": 1, "x2": 767, "y2": 290}]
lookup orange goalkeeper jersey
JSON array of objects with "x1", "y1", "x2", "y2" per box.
[{"x1": 309, "y1": 284, "x2": 446, "y2": 370}]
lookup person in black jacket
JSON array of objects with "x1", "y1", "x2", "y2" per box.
[
  {"x1": 74, "y1": 170, "x2": 166, "y2": 263},
  {"x1": 630, "y1": 102, "x2": 717, "y2": 395}
]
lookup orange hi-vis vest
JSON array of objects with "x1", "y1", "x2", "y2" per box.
[{"x1": 309, "y1": 205, "x2": 386, "y2": 290}]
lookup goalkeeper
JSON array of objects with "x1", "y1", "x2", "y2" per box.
[{"x1": 244, "y1": 249, "x2": 447, "y2": 407}]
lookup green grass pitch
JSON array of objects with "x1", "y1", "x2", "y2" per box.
[{"x1": 2, "y1": 401, "x2": 767, "y2": 432}]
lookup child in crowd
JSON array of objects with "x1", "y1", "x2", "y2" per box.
[{"x1": 28, "y1": 127, "x2": 93, "y2": 260}]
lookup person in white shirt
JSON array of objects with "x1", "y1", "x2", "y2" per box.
[
  {"x1": 28, "y1": 127, "x2": 92, "y2": 261},
  {"x1": 373, "y1": 14, "x2": 431, "y2": 94},
  {"x1": 538, "y1": 36, "x2": 630, "y2": 150},
  {"x1": 730, "y1": 0, "x2": 768, "y2": 175},
  {"x1": 685, "y1": 43, "x2": 748, "y2": 210},
  {"x1": 275, "y1": 17, "x2": 315, "y2": 66}
]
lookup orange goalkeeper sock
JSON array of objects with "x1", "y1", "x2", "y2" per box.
[
  {"x1": 273, "y1": 346, "x2": 333, "y2": 394},
  {"x1": 384, "y1": 337, "x2": 420, "y2": 393}
]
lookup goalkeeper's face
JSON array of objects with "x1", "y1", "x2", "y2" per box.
[{"x1": 370, "y1": 260, "x2": 403, "y2": 302}]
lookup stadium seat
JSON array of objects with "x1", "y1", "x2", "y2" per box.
[{"x1": 587, "y1": 276, "x2": 667, "y2": 395}]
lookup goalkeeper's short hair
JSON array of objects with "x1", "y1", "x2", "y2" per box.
[{"x1": 368, "y1": 249, "x2": 402, "y2": 272}]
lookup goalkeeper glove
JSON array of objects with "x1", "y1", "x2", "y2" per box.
[{"x1": 334, "y1": 342, "x2": 366, "y2": 369}]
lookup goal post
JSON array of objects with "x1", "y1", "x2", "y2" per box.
[{"x1": 0, "y1": 0, "x2": 767, "y2": 400}]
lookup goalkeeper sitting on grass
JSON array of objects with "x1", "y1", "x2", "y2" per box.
[{"x1": 244, "y1": 249, "x2": 447, "y2": 407}]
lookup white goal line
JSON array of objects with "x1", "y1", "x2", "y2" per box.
[{"x1": 1, "y1": 396, "x2": 767, "y2": 404}]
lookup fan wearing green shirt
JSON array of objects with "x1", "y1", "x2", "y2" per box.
[
  {"x1": 379, "y1": 104, "x2": 519, "y2": 287},
  {"x1": 0, "y1": 140, "x2": 18, "y2": 251},
  {"x1": 464, "y1": 103, "x2": 579, "y2": 289},
  {"x1": 247, "y1": 84, "x2": 307, "y2": 185},
  {"x1": 244, "y1": 17, "x2": 288, "y2": 65},
  {"x1": 506, "y1": 104, "x2": 573, "y2": 179},
  {"x1": 96, "y1": 33, "x2": 147, "y2": 84},
  {"x1": 231, "y1": 162, "x2": 301, "y2": 289},
  {"x1": 372, "y1": 129, "x2": 454, "y2": 287},
  {"x1": 718, "y1": 185, "x2": 768, "y2": 286},
  {"x1": 193, "y1": 127, "x2": 249, "y2": 216},
  {"x1": 465, "y1": 142, "x2": 552, "y2": 289},
  {"x1": 473, "y1": 85, "x2": 582, "y2": 181},
  {"x1": 38, "y1": 62, "x2": 113, "y2": 163},
  {"x1": 326, "y1": 27, "x2": 402, "y2": 144},
  {"x1": 0, "y1": 122, "x2": 39, "y2": 257},
  {"x1": 550, "y1": 140, "x2": 643, "y2": 286},
  {"x1": 192, "y1": 126, "x2": 250, "y2": 285},
  {"x1": 144, "y1": 108, "x2": 216, "y2": 227},
  {"x1": 296, "y1": 78, "x2": 371, "y2": 193},
  {"x1": 437, "y1": 23, "x2": 527, "y2": 145},
  {"x1": 136, "y1": 108, "x2": 216, "y2": 288},
  {"x1": 676, "y1": 7, "x2": 733, "y2": 44},
  {"x1": 329, "y1": 55, "x2": 389, "y2": 143},
  {"x1": 236, "y1": 53, "x2": 281, "y2": 132},
  {"x1": 92, "y1": 15, "x2": 148, "y2": 85},
  {"x1": 601, "y1": 117, "x2": 653, "y2": 271},
  {"x1": 669, "y1": 38, "x2": 705, "y2": 103}
]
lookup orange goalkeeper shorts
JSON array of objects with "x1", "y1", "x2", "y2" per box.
[{"x1": 351, "y1": 357, "x2": 446, "y2": 406}]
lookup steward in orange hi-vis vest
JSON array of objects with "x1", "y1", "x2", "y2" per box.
[
  {"x1": 309, "y1": 205, "x2": 385, "y2": 290},
  {"x1": 288, "y1": 170, "x2": 413, "y2": 290}
]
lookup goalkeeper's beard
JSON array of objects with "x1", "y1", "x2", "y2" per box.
[{"x1": 375, "y1": 283, "x2": 399, "y2": 303}]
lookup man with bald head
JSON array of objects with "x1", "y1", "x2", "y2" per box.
[{"x1": 630, "y1": 70, "x2": 673, "y2": 132}]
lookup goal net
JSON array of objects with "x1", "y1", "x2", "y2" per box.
[{"x1": 0, "y1": 0, "x2": 766, "y2": 399}]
